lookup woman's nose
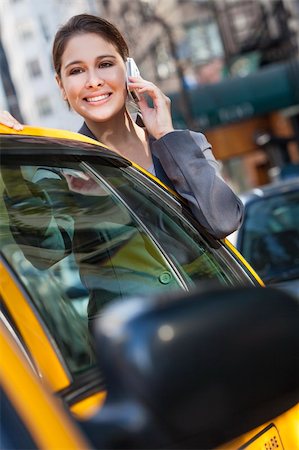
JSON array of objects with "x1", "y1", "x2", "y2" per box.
[{"x1": 86, "y1": 71, "x2": 104, "y2": 88}]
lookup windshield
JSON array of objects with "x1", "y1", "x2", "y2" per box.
[
  {"x1": 239, "y1": 189, "x2": 299, "y2": 282},
  {"x1": 1, "y1": 143, "x2": 249, "y2": 379}
]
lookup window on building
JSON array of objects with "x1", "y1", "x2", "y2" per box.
[
  {"x1": 36, "y1": 97, "x2": 52, "y2": 116},
  {"x1": 185, "y1": 20, "x2": 224, "y2": 64},
  {"x1": 39, "y1": 15, "x2": 50, "y2": 42},
  {"x1": 49, "y1": 55, "x2": 55, "y2": 73},
  {"x1": 27, "y1": 59, "x2": 42, "y2": 78},
  {"x1": 154, "y1": 41, "x2": 175, "y2": 80},
  {"x1": 226, "y1": 0, "x2": 265, "y2": 49},
  {"x1": 18, "y1": 23, "x2": 34, "y2": 41}
]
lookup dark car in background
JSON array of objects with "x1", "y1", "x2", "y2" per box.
[{"x1": 228, "y1": 177, "x2": 299, "y2": 298}]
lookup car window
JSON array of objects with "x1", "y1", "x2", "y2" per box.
[
  {"x1": 89, "y1": 162, "x2": 244, "y2": 287},
  {"x1": 239, "y1": 190, "x2": 299, "y2": 281},
  {"x1": 1, "y1": 163, "x2": 183, "y2": 377},
  {"x1": 0, "y1": 149, "x2": 247, "y2": 379}
]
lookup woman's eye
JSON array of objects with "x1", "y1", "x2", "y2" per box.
[
  {"x1": 99, "y1": 62, "x2": 113, "y2": 69},
  {"x1": 69, "y1": 68, "x2": 83, "y2": 75}
]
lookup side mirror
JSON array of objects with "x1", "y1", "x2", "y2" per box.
[{"x1": 89, "y1": 286, "x2": 298, "y2": 449}]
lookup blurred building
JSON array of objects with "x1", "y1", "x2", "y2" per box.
[
  {"x1": 0, "y1": 0, "x2": 101, "y2": 130},
  {"x1": 0, "y1": 77, "x2": 8, "y2": 112},
  {"x1": 104, "y1": 0, "x2": 299, "y2": 189},
  {"x1": 0, "y1": 0, "x2": 298, "y2": 188},
  {"x1": 103, "y1": 0, "x2": 298, "y2": 90}
]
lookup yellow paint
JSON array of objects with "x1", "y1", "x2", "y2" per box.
[
  {"x1": 0, "y1": 123, "x2": 109, "y2": 148},
  {"x1": 218, "y1": 403, "x2": 299, "y2": 449},
  {"x1": 70, "y1": 391, "x2": 107, "y2": 420},
  {"x1": 224, "y1": 238, "x2": 265, "y2": 286},
  {"x1": 0, "y1": 322, "x2": 90, "y2": 449},
  {"x1": 0, "y1": 123, "x2": 177, "y2": 195},
  {"x1": 130, "y1": 160, "x2": 180, "y2": 197},
  {"x1": 0, "y1": 261, "x2": 69, "y2": 390}
]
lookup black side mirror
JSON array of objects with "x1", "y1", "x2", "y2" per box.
[{"x1": 87, "y1": 286, "x2": 298, "y2": 449}]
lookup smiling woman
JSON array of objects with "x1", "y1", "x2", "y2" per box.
[
  {"x1": 0, "y1": 13, "x2": 244, "y2": 239},
  {"x1": 56, "y1": 33, "x2": 129, "y2": 133}
]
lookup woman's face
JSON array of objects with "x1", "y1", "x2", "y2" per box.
[{"x1": 57, "y1": 33, "x2": 127, "y2": 124}]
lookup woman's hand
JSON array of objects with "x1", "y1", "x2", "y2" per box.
[
  {"x1": 0, "y1": 111, "x2": 24, "y2": 130},
  {"x1": 128, "y1": 77, "x2": 174, "y2": 140},
  {"x1": 63, "y1": 172, "x2": 108, "y2": 196}
]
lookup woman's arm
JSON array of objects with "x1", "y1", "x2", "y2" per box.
[
  {"x1": 128, "y1": 78, "x2": 243, "y2": 239},
  {"x1": 129, "y1": 77, "x2": 243, "y2": 238},
  {"x1": 151, "y1": 130, "x2": 244, "y2": 239}
]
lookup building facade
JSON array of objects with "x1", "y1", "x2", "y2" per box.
[
  {"x1": 103, "y1": 0, "x2": 299, "y2": 189},
  {"x1": 1, "y1": 0, "x2": 298, "y2": 188},
  {"x1": 0, "y1": 0, "x2": 101, "y2": 130}
]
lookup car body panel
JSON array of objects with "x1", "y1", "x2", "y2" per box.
[
  {"x1": 224, "y1": 238, "x2": 265, "y2": 286},
  {"x1": 0, "y1": 257, "x2": 106, "y2": 419},
  {"x1": 0, "y1": 321, "x2": 90, "y2": 449},
  {"x1": 69, "y1": 391, "x2": 106, "y2": 419},
  {"x1": 0, "y1": 259, "x2": 70, "y2": 390},
  {"x1": 219, "y1": 403, "x2": 299, "y2": 449}
]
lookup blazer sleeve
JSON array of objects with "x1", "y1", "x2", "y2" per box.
[{"x1": 151, "y1": 130, "x2": 244, "y2": 239}]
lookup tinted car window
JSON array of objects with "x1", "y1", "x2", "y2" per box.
[
  {"x1": 239, "y1": 190, "x2": 299, "y2": 282},
  {"x1": 1, "y1": 143, "x2": 249, "y2": 378},
  {"x1": 1, "y1": 163, "x2": 182, "y2": 375},
  {"x1": 89, "y1": 162, "x2": 243, "y2": 287}
]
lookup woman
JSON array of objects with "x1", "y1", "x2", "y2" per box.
[{"x1": 1, "y1": 13, "x2": 243, "y2": 239}]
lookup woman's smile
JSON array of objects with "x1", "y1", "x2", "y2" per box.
[{"x1": 84, "y1": 93, "x2": 112, "y2": 104}]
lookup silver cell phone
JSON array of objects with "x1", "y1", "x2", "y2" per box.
[{"x1": 126, "y1": 57, "x2": 141, "y2": 103}]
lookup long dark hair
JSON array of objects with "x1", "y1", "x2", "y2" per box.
[{"x1": 52, "y1": 14, "x2": 129, "y2": 76}]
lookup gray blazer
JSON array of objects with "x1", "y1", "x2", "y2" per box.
[{"x1": 78, "y1": 123, "x2": 244, "y2": 239}]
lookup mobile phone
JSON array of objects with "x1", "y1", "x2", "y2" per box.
[{"x1": 126, "y1": 57, "x2": 141, "y2": 103}]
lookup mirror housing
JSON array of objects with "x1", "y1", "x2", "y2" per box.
[{"x1": 89, "y1": 286, "x2": 298, "y2": 449}]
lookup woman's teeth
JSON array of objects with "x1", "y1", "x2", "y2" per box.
[{"x1": 86, "y1": 94, "x2": 110, "y2": 102}]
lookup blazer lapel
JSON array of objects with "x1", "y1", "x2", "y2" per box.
[{"x1": 78, "y1": 122, "x2": 175, "y2": 191}]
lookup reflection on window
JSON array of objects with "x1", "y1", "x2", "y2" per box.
[
  {"x1": 1, "y1": 163, "x2": 182, "y2": 376},
  {"x1": 1, "y1": 156, "x2": 243, "y2": 377},
  {"x1": 91, "y1": 163, "x2": 240, "y2": 288}
]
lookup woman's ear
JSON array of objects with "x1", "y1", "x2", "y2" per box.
[{"x1": 55, "y1": 74, "x2": 67, "y2": 101}]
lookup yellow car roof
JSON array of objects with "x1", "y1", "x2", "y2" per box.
[
  {"x1": 0, "y1": 124, "x2": 174, "y2": 193},
  {"x1": 0, "y1": 123, "x2": 108, "y2": 147}
]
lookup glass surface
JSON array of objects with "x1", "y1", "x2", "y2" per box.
[
  {"x1": 0, "y1": 150, "x2": 247, "y2": 378},
  {"x1": 240, "y1": 190, "x2": 299, "y2": 282}
]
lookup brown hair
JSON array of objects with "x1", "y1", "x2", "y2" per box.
[{"x1": 52, "y1": 14, "x2": 129, "y2": 76}]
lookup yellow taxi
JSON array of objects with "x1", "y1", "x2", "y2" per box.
[
  {"x1": 0, "y1": 320, "x2": 91, "y2": 449},
  {"x1": 1, "y1": 125, "x2": 297, "y2": 449}
]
